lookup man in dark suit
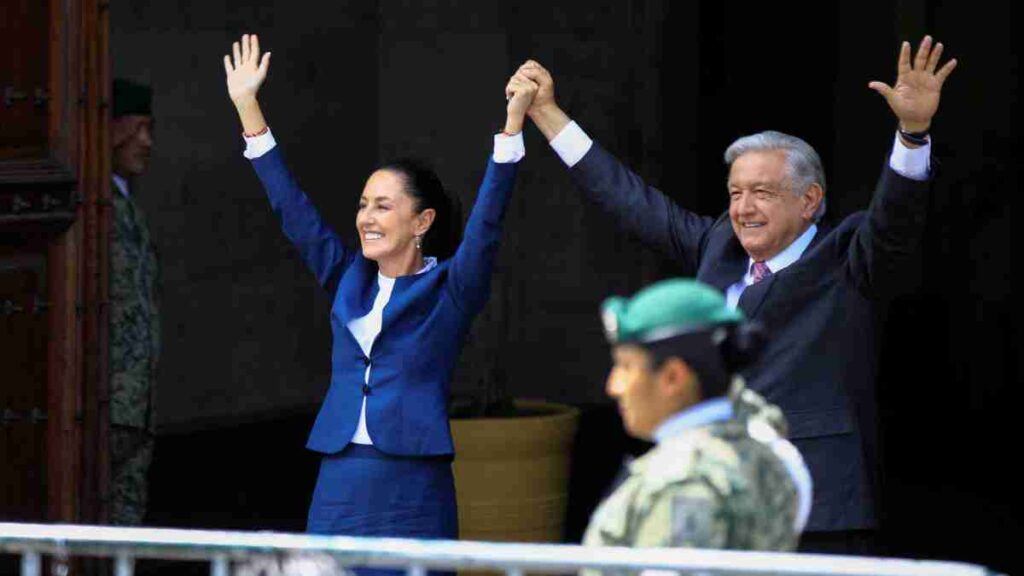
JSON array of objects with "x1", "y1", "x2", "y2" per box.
[{"x1": 513, "y1": 36, "x2": 956, "y2": 551}]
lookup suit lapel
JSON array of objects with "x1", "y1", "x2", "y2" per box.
[
  {"x1": 335, "y1": 256, "x2": 378, "y2": 325},
  {"x1": 703, "y1": 256, "x2": 747, "y2": 293},
  {"x1": 699, "y1": 233, "x2": 748, "y2": 293},
  {"x1": 379, "y1": 271, "x2": 420, "y2": 334},
  {"x1": 737, "y1": 273, "x2": 776, "y2": 319}
]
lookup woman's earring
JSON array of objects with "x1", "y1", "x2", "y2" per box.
[{"x1": 415, "y1": 235, "x2": 422, "y2": 250}]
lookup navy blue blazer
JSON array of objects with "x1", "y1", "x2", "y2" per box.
[
  {"x1": 571, "y1": 142, "x2": 930, "y2": 532},
  {"x1": 251, "y1": 147, "x2": 518, "y2": 456}
]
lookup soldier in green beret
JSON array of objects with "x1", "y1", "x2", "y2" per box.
[{"x1": 583, "y1": 279, "x2": 811, "y2": 557}]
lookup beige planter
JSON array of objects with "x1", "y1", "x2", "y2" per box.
[{"x1": 451, "y1": 400, "x2": 580, "y2": 543}]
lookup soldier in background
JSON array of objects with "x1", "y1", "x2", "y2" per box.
[
  {"x1": 583, "y1": 279, "x2": 811, "y2": 555},
  {"x1": 109, "y1": 78, "x2": 160, "y2": 525}
]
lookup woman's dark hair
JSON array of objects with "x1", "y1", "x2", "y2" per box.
[{"x1": 377, "y1": 158, "x2": 463, "y2": 260}]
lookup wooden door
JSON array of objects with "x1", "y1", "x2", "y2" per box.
[
  {"x1": 0, "y1": 245, "x2": 49, "y2": 521},
  {"x1": 0, "y1": 0, "x2": 109, "y2": 528}
]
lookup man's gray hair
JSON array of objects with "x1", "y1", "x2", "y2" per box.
[{"x1": 723, "y1": 131, "x2": 827, "y2": 222}]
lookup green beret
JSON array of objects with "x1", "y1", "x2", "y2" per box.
[
  {"x1": 601, "y1": 279, "x2": 744, "y2": 345},
  {"x1": 113, "y1": 78, "x2": 152, "y2": 118}
]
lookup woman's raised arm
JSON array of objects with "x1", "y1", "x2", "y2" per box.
[
  {"x1": 446, "y1": 74, "x2": 537, "y2": 314},
  {"x1": 224, "y1": 33, "x2": 352, "y2": 294}
]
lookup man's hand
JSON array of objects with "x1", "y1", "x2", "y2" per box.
[
  {"x1": 504, "y1": 73, "x2": 540, "y2": 135},
  {"x1": 516, "y1": 60, "x2": 556, "y2": 117},
  {"x1": 515, "y1": 60, "x2": 571, "y2": 141},
  {"x1": 224, "y1": 33, "x2": 271, "y2": 107},
  {"x1": 868, "y1": 35, "x2": 957, "y2": 134}
]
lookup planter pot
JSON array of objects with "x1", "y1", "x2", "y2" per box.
[{"x1": 450, "y1": 400, "x2": 580, "y2": 542}]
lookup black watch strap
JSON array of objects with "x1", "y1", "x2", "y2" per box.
[{"x1": 898, "y1": 127, "x2": 930, "y2": 146}]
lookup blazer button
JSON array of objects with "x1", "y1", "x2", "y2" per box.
[
  {"x1": 362, "y1": 384, "x2": 371, "y2": 395},
  {"x1": 362, "y1": 356, "x2": 371, "y2": 366}
]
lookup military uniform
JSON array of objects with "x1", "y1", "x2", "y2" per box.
[
  {"x1": 584, "y1": 278, "x2": 811, "y2": 572},
  {"x1": 109, "y1": 189, "x2": 160, "y2": 525},
  {"x1": 583, "y1": 381, "x2": 804, "y2": 554}
]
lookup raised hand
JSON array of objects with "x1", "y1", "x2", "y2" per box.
[
  {"x1": 868, "y1": 36, "x2": 957, "y2": 133},
  {"x1": 516, "y1": 60, "x2": 556, "y2": 117},
  {"x1": 514, "y1": 60, "x2": 570, "y2": 141},
  {"x1": 224, "y1": 33, "x2": 271, "y2": 106},
  {"x1": 504, "y1": 73, "x2": 539, "y2": 134}
]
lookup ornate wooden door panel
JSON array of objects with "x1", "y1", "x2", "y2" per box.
[
  {"x1": 0, "y1": 0, "x2": 51, "y2": 162},
  {"x1": 0, "y1": 246, "x2": 49, "y2": 521}
]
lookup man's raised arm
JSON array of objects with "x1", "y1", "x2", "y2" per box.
[{"x1": 518, "y1": 60, "x2": 716, "y2": 274}]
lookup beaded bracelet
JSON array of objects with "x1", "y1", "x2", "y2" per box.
[{"x1": 243, "y1": 125, "x2": 269, "y2": 138}]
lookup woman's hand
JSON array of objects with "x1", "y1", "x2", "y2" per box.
[
  {"x1": 503, "y1": 72, "x2": 539, "y2": 135},
  {"x1": 224, "y1": 33, "x2": 270, "y2": 135},
  {"x1": 224, "y1": 33, "x2": 270, "y2": 106}
]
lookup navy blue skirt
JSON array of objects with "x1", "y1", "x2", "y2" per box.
[{"x1": 307, "y1": 443, "x2": 458, "y2": 574}]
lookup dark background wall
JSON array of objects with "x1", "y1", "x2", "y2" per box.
[{"x1": 111, "y1": 2, "x2": 1019, "y2": 574}]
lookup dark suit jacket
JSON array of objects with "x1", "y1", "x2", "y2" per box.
[
  {"x1": 571, "y1": 142, "x2": 930, "y2": 531},
  {"x1": 251, "y1": 147, "x2": 518, "y2": 456}
]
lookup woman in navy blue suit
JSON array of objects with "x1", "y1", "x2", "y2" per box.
[{"x1": 222, "y1": 34, "x2": 536, "y2": 559}]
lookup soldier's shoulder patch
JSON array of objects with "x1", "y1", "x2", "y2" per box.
[{"x1": 669, "y1": 493, "x2": 718, "y2": 547}]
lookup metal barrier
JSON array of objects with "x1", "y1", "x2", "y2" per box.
[{"x1": 0, "y1": 523, "x2": 999, "y2": 576}]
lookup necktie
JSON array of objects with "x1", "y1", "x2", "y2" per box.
[{"x1": 751, "y1": 261, "x2": 772, "y2": 284}]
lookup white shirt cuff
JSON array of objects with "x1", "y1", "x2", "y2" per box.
[
  {"x1": 549, "y1": 120, "x2": 593, "y2": 168},
  {"x1": 243, "y1": 129, "x2": 278, "y2": 159},
  {"x1": 889, "y1": 131, "x2": 930, "y2": 181},
  {"x1": 492, "y1": 131, "x2": 525, "y2": 164}
]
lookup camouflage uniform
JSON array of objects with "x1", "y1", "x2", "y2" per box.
[
  {"x1": 582, "y1": 381, "x2": 803, "y2": 563},
  {"x1": 109, "y1": 190, "x2": 161, "y2": 525}
]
